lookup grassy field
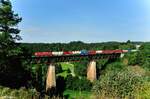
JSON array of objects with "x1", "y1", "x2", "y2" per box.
[{"x1": 57, "y1": 62, "x2": 75, "y2": 78}]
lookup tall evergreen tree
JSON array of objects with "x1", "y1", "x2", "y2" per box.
[
  {"x1": 0, "y1": 0, "x2": 28, "y2": 88},
  {"x1": 0, "y1": 0, "x2": 22, "y2": 57}
]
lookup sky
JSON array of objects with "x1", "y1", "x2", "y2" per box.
[{"x1": 11, "y1": 0, "x2": 150, "y2": 43}]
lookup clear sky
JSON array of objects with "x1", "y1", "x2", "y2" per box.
[{"x1": 11, "y1": 0, "x2": 150, "y2": 43}]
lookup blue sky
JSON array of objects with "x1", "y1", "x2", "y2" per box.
[{"x1": 11, "y1": 0, "x2": 150, "y2": 43}]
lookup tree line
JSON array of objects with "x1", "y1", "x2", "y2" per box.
[{"x1": 21, "y1": 40, "x2": 137, "y2": 54}]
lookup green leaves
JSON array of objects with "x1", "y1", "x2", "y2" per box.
[
  {"x1": 0, "y1": 0, "x2": 22, "y2": 57},
  {"x1": 92, "y1": 63, "x2": 145, "y2": 98}
]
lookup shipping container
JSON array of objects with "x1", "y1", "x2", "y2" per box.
[
  {"x1": 52, "y1": 51, "x2": 63, "y2": 56},
  {"x1": 88, "y1": 50, "x2": 96, "y2": 55},
  {"x1": 113, "y1": 50, "x2": 123, "y2": 53},
  {"x1": 80, "y1": 50, "x2": 88, "y2": 55},
  {"x1": 102, "y1": 50, "x2": 114, "y2": 54},
  {"x1": 34, "y1": 52, "x2": 52, "y2": 56},
  {"x1": 72, "y1": 51, "x2": 81, "y2": 55},
  {"x1": 96, "y1": 50, "x2": 102, "y2": 54},
  {"x1": 63, "y1": 51, "x2": 73, "y2": 55},
  {"x1": 123, "y1": 50, "x2": 128, "y2": 53}
]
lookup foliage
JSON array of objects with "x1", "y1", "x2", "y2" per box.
[
  {"x1": 96, "y1": 59, "x2": 108, "y2": 70},
  {"x1": 63, "y1": 90, "x2": 92, "y2": 99},
  {"x1": 21, "y1": 41, "x2": 137, "y2": 54},
  {"x1": 57, "y1": 63, "x2": 74, "y2": 78},
  {"x1": 0, "y1": 0, "x2": 32, "y2": 88},
  {"x1": 74, "y1": 60, "x2": 88, "y2": 77},
  {"x1": 0, "y1": 0, "x2": 149, "y2": 98},
  {"x1": 0, "y1": 86, "x2": 39, "y2": 99},
  {"x1": 104, "y1": 62, "x2": 126, "y2": 73},
  {"x1": 124, "y1": 51, "x2": 143, "y2": 66},
  {"x1": 55, "y1": 64, "x2": 63, "y2": 74},
  {"x1": 30, "y1": 64, "x2": 48, "y2": 93},
  {"x1": 135, "y1": 82, "x2": 150, "y2": 99},
  {"x1": 139, "y1": 43, "x2": 150, "y2": 70},
  {"x1": 96, "y1": 59, "x2": 108, "y2": 77},
  {"x1": 92, "y1": 62, "x2": 147, "y2": 98},
  {"x1": 65, "y1": 75, "x2": 92, "y2": 91},
  {"x1": 0, "y1": 0, "x2": 22, "y2": 56}
]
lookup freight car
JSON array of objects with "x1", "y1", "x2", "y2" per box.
[
  {"x1": 34, "y1": 52, "x2": 52, "y2": 56},
  {"x1": 34, "y1": 50, "x2": 124, "y2": 57},
  {"x1": 80, "y1": 50, "x2": 88, "y2": 55}
]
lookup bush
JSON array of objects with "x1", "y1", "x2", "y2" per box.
[
  {"x1": 92, "y1": 62, "x2": 145, "y2": 98},
  {"x1": 74, "y1": 60, "x2": 88, "y2": 77},
  {"x1": 134, "y1": 82, "x2": 150, "y2": 99},
  {"x1": 0, "y1": 86, "x2": 39, "y2": 99},
  {"x1": 103, "y1": 62, "x2": 126, "y2": 73},
  {"x1": 125, "y1": 51, "x2": 147, "y2": 65},
  {"x1": 65, "y1": 75, "x2": 92, "y2": 91},
  {"x1": 142, "y1": 60, "x2": 150, "y2": 71}
]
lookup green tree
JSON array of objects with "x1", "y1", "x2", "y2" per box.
[
  {"x1": 74, "y1": 60, "x2": 88, "y2": 77},
  {"x1": 65, "y1": 75, "x2": 92, "y2": 91},
  {"x1": 0, "y1": 0, "x2": 29, "y2": 88},
  {"x1": 0, "y1": 0, "x2": 22, "y2": 57},
  {"x1": 126, "y1": 40, "x2": 131, "y2": 44}
]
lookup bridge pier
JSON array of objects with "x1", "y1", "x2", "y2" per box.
[
  {"x1": 87, "y1": 60, "x2": 96, "y2": 82},
  {"x1": 46, "y1": 63, "x2": 56, "y2": 92}
]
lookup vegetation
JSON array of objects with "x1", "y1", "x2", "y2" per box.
[
  {"x1": 65, "y1": 75, "x2": 92, "y2": 91},
  {"x1": 21, "y1": 41, "x2": 136, "y2": 54},
  {"x1": 0, "y1": 0, "x2": 31, "y2": 88},
  {"x1": 0, "y1": 86, "x2": 39, "y2": 99},
  {"x1": 63, "y1": 90, "x2": 92, "y2": 99},
  {"x1": 0, "y1": 0, "x2": 149, "y2": 98},
  {"x1": 92, "y1": 62, "x2": 149, "y2": 98}
]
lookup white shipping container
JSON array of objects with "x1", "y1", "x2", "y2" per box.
[
  {"x1": 96, "y1": 50, "x2": 102, "y2": 54},
  {"x1": 52, "y1": 51, "x2": 63, "y2": 56},
  {"x1": 72, "y1": 51, "x2": 81, "y2": 54},
  {"x1": 123, "y1": 50, "x2": 128, "y2": 53}
]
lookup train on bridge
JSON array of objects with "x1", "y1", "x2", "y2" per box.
[{"x1": 34, "y1": 49, "x2": 132, "y2": 57}]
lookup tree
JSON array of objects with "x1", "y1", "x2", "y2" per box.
[
  {"x1": 0, "y1": 0, "x2": 22, "y2": 57},
  {"x1": 126, "y1": 40, "x2": 131, "y2": 44},
  {"x1": 0, "y1": 0, "x2": 29, "y2": 88},
  {"x1": 74, "y1": 60, "x2": 88, "y2": 76}
]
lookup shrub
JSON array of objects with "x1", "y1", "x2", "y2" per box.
[
  {"x1": 92, "y1": 63, "x2": 145, "y2": 98},
  {"x1": 65, "y1": 75, "x2": 92, "y2": 91},
  {"x1": 0, "y1": 86, "x2": 39, "y2": 99},
  {"x1": 103, "y1": 62, "x2": 126, "y2": 73},
  {"x1": 74, "y1": 60, "x2": 88, "y2": 77},
  {"x1": 135, "y1": 82, "x2": 150, "y2": 99}
]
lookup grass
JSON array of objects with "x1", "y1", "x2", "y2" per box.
[
  {"x1": 57, "y1": 62, "x2": 75, "y2": 78},
  {"x1": 57, "y1": 71, "x2": 68, "y2": 78},
  {"x1": 61, "y1": 62, "x2": 74, "y2": 71},
  {"x1": 63, "y1": 90, "x2": 92, "y2": 99}
]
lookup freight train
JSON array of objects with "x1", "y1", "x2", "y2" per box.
[{"x1": 34, "y1": 49, "x2": 129, "y2": 57}]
